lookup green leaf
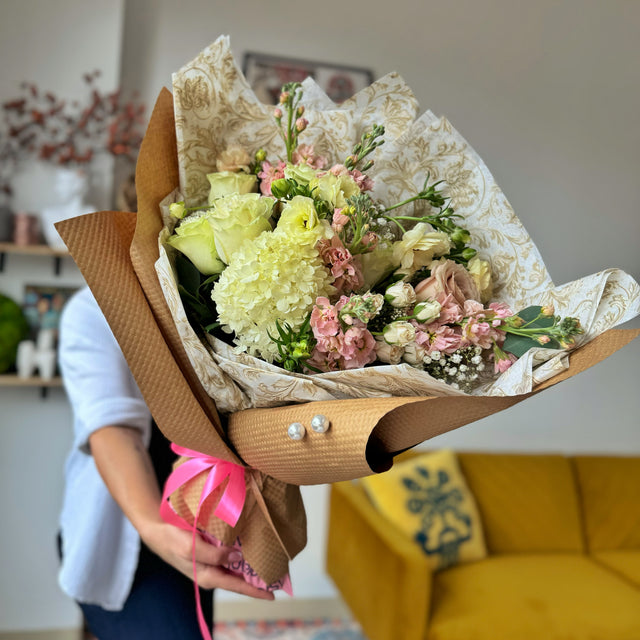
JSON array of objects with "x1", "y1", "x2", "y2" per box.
[
  {"x1": 175, "y1": 253, "x2": 202, "y2": 298},
  {"x1": 503, "y1": 306, "x2": 561, "y2": 358},
  {"x1": 516, "y1": 305, "x2": 553, "y2": 326}
]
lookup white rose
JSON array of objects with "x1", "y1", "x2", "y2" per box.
[
  {"x1": 403, "y1": 342, "x2": 427, "y2": 366},
  {"x1": 375, "y1": 336, "x2": 404, "y2": 365},
  {"x1": 384, "y1": 281, "x2": 416, "y2": 308},
  {"x1": 383, "y1": 320, "x2": 416, "y2": 347},
  {"x1": 414, "y1": 299, "x2": 442, "y2": 324}
]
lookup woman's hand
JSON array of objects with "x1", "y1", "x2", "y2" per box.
[
  {"x1": 89, "y1": 425, "x2": 274, "y2": 600},
  {"x1": 140, "y1": 519, "x2": 274, "y2": 599}
]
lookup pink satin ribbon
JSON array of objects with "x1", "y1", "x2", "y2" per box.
[{"x1": 160, "y1": 443, "x2": 246, "y2": 640}]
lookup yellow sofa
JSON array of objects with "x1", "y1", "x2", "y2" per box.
[{"x1": 326, "y1": 453, "x2": 640, "y2": 640}]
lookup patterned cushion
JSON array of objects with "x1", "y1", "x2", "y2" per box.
[{"x1": 361, "y1": 449, "x2": 486, "y2": 570}]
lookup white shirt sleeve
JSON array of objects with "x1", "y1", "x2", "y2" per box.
[{"x1": 58, "y1": 287, "x2": 151, "y2": 453}]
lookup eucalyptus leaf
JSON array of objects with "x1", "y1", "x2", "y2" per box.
[{"x1": 503, "y1": 306, "x2": 561, "y2": 357}]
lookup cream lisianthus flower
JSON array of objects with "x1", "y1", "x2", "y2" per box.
[
  {"x1": 393, "y1": 223, "x2": 452, "y2": 276},
  {"x1": 467, "y1": 256, "x2": 493, "y2": 303},
  {"x1": 166, "y1": 214, "x2": 225, "y2": 275},
  {"x1": 284, "y1": 162, "x2": 318, "y2": 186},
  {"x1": 209, "y1": 193, "x2": 274, "y2": 264},
  {"x1": 309, "y1": 172, "x2": 360, "y2": 209},
  {"x1": 207, "y1": 171, "x2": 257, "y2": 202},
  {"x1": 277, "y1": 196, "x2": 330, "y2": 246}
]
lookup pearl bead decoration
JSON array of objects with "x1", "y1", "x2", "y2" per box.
[
  {"x1": 287, "y1": 422, "x2": 306, "y2": 441},
  {"x1": 311, "y1": 414, "x2": 331, "y2": 433}
]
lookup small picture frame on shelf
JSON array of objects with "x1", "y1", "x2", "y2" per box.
[
  {"x1": 243, "y1": 52, "x2": 374, "y2": 104},
  {"x1": 22, "y1": 284, "x2": 78, "y2": 342}
]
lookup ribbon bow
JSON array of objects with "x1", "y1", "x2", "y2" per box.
[{"x1": 160, "y1": 443, "x2": 247, "y2": 640}]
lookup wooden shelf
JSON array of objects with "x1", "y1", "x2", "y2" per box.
[
  {"x1": 0, "y1": 373, "x2": 64, "y2": 398},
  {"x1": 0, "y1": 242, "x2": 70, "y2": 275},
  {"x1": 0, "y1": 242, "x2": 69, "y2": 257},
  {"x1": 0, "y1": 374, "x2": 63, "y2": 387}
]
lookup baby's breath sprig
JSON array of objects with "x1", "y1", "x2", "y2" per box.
[
  {"x1": 274, "y1": 82, "x2": 307, "y2": 163},
  {"x1": 268, "y1": 315, "x2": 318, "y2": 373},
  {"x1": 423, "y1": 345, "x2": 486, "y2": 393},
  {"x1": 345, "y1": 124, "x2": 385, "y2": 172}
]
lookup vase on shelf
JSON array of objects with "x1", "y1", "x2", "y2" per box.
[{"x1": 40, "y1": 167, "x2": 95, "y2": 250}]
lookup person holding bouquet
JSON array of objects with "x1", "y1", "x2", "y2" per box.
[{"x1": 56, "y1": 287, "x2": 273, "y2": 640}]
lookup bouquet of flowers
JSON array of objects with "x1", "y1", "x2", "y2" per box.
[
  {"x1": 164, "y1": 81, "x2": 585, "y2": 396},
  {"x1": 56, "y1": 36, "x2": 640, "y2": 604}
]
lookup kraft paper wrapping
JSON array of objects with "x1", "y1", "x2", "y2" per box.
[{"x1": 56, "y1": 37, "x2": 640, "y2": 584}]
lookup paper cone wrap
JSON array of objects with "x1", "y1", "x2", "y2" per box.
[{"x1": 56, "y1": 36, "x2": 640, "y2": 585}]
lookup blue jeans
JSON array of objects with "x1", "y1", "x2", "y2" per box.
[{"x1": 79, "y1": 543, "x2": 214, "y2": 639}]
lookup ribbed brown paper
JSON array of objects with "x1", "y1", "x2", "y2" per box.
[{"x1": 56, "y1": 89, "x2": 639, "y2": 584}]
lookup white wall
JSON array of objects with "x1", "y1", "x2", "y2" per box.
[
  {"x1": 0, "y1": 0, "x2": 125, "y2": 633},
  {"x1": 1, "y1": 0, "x2": 638, "y2": 630}
]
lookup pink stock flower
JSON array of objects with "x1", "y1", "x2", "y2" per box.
[
  {"x1": 463, "y1": 299, "x2": 486, "y2": 318},
  {"x1": 338, "y1": 325, "x2": 377, "y2": 369},
  {"x1": 292, "y1": 144, "x2": 327, "y2": 169},
  {"x1": 332, "y1": 208, "x2": 350, "y2": 233},
  {"x1": 258, "y1": 160, "x2": 286, "y2": 196},
  {"x1": 317, "y1": 236, "x2": 364, "y2": 295},
  {"x1": 328, "y1": 163, "x2": 374, "y2": 191},
  {"x1": 494, "y1": 351, "x2": 518, "y2": 373},
  {"x1": 488, "y1": 302, "x2": 514, "y2": 318},
  {"x1": 426, "y1": 323, "x2": 464, "y2": 354},
  {"x1": 306, "y1": 345, "x2": 342, "y2": 372},
  {"x1": 462, "y1": 317, "x2": 500, "y2": 350},
  {"x1": 310, "y1": 297, "x2": 341, "y2": 338},
  {"x1": 435, "y1": 293, "x2": 463, "y2": 324},
  {"x1": 361, "y1": 232, "x2": 379, "y2": 250}
]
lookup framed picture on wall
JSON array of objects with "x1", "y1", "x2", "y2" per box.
[{"x1": 243, "y1": 52, "x2": 374, "y2": 104}]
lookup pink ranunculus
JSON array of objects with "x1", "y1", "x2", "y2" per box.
[
  {"x1": 338, "y1": 325, "x2": 377, "y2": 369},
  {"x1": 310, "y1": 297, "x2": 340, "y2": 338},
  {"x1": 292, "y1": 144, "x2": 327, "y2": 170},
  {"x1": 415, "y1": 259, "x2": 480, "y2": 309},
  {"x1": 257, "y1": 160, "x2": 286, "y2": 196}
]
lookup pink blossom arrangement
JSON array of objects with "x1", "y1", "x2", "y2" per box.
[{"x1": 167, "y1": 82, "x2": 583, "y2": 392}]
